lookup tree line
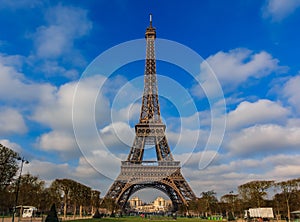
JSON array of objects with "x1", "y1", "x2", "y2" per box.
[
  {"x1": 1, "y1": 143, "x2": 300, "y2": 219},
  {"x1": 187, "y1": 179, "x2": 300, "y2": 220},
  {"x1": 0, "y1": 144, "x2": 101, "y2": 217}
]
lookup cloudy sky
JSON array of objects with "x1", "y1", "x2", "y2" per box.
[{"x1": 1, "y1": 0, "x2": 300, "y2": 202}]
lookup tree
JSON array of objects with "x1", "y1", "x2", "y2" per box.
[
  {"x1": 275, "y1": 178, "x2": 300, "y2": 222},
  {"x1": 11, "y1": 173, "x2": 45, "y2": 207},
  {"x1": 200, "y1": 190, "x2": 218, "y2": 216},
  {"x1": 187, "y1": 198, "x2": 201, "y2": 215},
  {"x1": 69, "y1": 181, "x2": 91, "y2": 217},
  {"x1": 91, "y1": 190, "x2": 101, "y2": 215},
  {"x1": 47, "y1": 180, "x2": 65, "y2": 213},
  {"x1": 51, "y1": 179, "x2": 73, "y2": 218},
  {"x1": 100, "y1": 198, "x2": 117, "y2": 215},
  {"x1": 238, "y1": 180, "x2": 274, "y2": 208},
  {"x1": 0, "y1": 144, "x2": 19, "y2": 191},
  {"x1": 0, "y1": 144, "x2": 19, "y2": 212},
  {"x1": 69, "y1": 180, "x2": 80, "y2": 218},
  {"x1": 79, "y1": 185, "x2": 91, "y2": 217},
  {"x1": 221, "y1": 192, "x2": 239, "y2": 219},
  {"x1": 39, "y1": 186, "x2": 61, "y2": 213},
  {"x1": 51, "y1": 178, "x2": 93, "y2": 218}
]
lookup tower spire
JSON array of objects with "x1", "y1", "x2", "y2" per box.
[
  {"x1": 141, "y1": 13, "x2": 159, "y2": 123},
  {"x1": 149, "y1": 13, "x2": 152, "y2": 27}
]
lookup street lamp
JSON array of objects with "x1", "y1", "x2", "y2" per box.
[{"x1": 12, "y1": 157, "x2": 29, "y2": 222}]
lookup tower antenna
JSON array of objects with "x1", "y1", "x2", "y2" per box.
[{"x1": 149, "y1": 13, "x2": 152, "y2": 27}]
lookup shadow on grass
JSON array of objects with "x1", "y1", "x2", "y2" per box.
[{"x1": 67, "y1": 217, "x2": 212, "y2": 222}]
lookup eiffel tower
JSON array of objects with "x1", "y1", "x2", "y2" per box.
[{"x1": 104, "y1": 14, "x2": 196, "y2": 212}]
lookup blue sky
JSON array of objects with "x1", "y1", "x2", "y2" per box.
[{"x1": 1, "y1": 0, "x2": 300, "y2": 202}]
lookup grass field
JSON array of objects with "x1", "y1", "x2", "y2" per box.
[{"x1": 68, "y1": 217, "x2": 211, "y2": 222}]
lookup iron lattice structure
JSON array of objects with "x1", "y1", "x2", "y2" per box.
[{"x1": 104, "y1": 15, "x2": 196, "y2": 211}]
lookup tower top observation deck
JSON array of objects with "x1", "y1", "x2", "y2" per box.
[{"x1": 145, "y1": 13, "x2": 156, "y2": 39}]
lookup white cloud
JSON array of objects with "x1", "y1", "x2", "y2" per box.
[
  {"x1": 174, "y1": 150, "x2": 220, "y2": 170},
  {"x1": 0, "y1": 139, "x2": 23, "y2": 153},
  {"x1": 31, "y1": 75, "x2": 108, "y2": 130},
  {"x1": 25, "y1": 160, "x2": 71, "y2": 184},
  {"x1": 26, "y1": 148, "x2": 296, "y2": 198},
  {"x1": 201, "y1": 48, "x2": 286, "y2": 91},
  {"x1": 34, "y1": 5, "x2": 92, "y2": 59},
  {"x1": 111, "y1": 103, "x2": 141, "y2": 124},
  {"x1": 0, "y1": 108, "x2": 27, "y2": 135},
  {"x1": 168, "y1": 128, "x2": 205, "y2": 155},
  {"x1": 0, "y1": 57, "x2": 55, "y2": 105},
  {"x1": 283, "y1": 75, "x2": 300, "y2": 113},
  {"x1": 263, "y1": 0, "x2": 300, "y2": 21},
  {"x1": 75, "y1": 157, "x2": 103, "y2": 178},
  {"x1": 36, "y1": 60, "x2": 79, "y2": 79},
  {"x1": 99, "y1": 121, "x2": 134, "y2": 149},
  {"x1": 26, "y1": 4, "x2": 93, "y2": 79},
  {"x1": 26, "y1": 138, "x2": 291, "y2": 198},
  {"x1": 287, "y1": 118, "x2": 300, "y2": 127},
  {"x1": 0, "y1": 53, "x2": 25, "y2": 68},
  {"x1": 80, "y1": 150, "x2": 124, "y2": 182},
  {"x1": 178, "y1": 153, "x2": 300, "y2": 197},
  {"x1": 227, "y1": 99, "x2": 289, "y2": 130},
  {"x1": 26, "y1": 158, "x2": 115, "y2": 193},
  {"x1": 31, "y1": 75, "x2": 111, "y2": 160},
  {"x1": 271, "y1": 164, "x2": 300, "y2": 179},
  {"x1": 227, "y1": 124, "x2": 300, "y2": 157},
  {"x1": 170, "y1": 112, "x2": 203, "y2": 130},
  {"x1": 38, "y1": 131, "x2": 77, "y2": 152},
  {"x1": 26, "y1": 159, "x2": 101, "y2": 189}
]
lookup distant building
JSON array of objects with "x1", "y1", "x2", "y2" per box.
[
  {"x1": 153, "y1": 196, "x2": 172, "y2": 211},
  {"x1": 129, "y1": 196, "x2": 143, "y2": 208},
  {"x1": 128, "y1": 196, "x2": 172, "y2": 213}
]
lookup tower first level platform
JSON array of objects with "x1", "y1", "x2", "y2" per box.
[{"x1": 105, "y1": 161, "x2": 195, "y2": 211}]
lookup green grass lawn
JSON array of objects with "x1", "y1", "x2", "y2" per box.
[{"x1": 67, "y1": 217, "x2": 211, "y2": 222}]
